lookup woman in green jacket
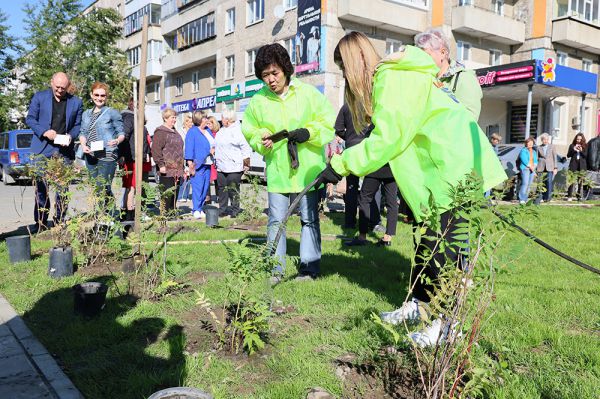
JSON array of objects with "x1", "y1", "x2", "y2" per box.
[
  {"x1": 317, "y1": 32, "x2": 506, "y2": 347},
  {"x1": 242, "y1": 43, "x2": 335, "y2": 283},
  {"x1": 414, "y1": 28, "x2": 483, "y2": 121}
]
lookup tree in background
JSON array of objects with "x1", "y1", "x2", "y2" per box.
[
  {"x1": 0, "y1": 10, "x2": 25, "y2": 130},
  {"x1": 19, "y1": 0, "x2": 132, "y2": 116}
]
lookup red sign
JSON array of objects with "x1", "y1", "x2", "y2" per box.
[{"x1": 476, "y1": 61, "x2": 536, "y2": 88}]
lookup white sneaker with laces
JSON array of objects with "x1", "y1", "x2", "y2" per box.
[
  {"x1": 380, "y1": 298, "x2": 422, "y2": 325},
  {"x1": 409, "y1": 318, "x2": 444, "y2": 348},
  {"x1": 193, "y1": 210, "x2": 205, "y2": 219}
]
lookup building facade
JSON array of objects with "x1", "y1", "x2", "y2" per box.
[{"x1": 91, "y1": 0, "x2": 600, "y2": 152}]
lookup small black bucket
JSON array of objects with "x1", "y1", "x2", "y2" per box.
[
  {"x1": 204, "y1": 206, "x2": 219, "y2": 227},
  {"x1": 6, "y1": 235, "x2": 31, "y2": 263},
  {"x1": 48, "y1": 247, "x2": 73, "y2": 278},
  {"x1": 73, "y1": 282, "x2": 108, "y2": 317}
]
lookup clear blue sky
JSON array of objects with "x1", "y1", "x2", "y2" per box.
[{"x1": 0, "y1": 1, "x2": 95, "y2": 52}]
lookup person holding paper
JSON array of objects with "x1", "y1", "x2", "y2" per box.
[
  {"x1": 79, "y1": 82, "x2": 125, "y2": 208},
  {"x1": 242, "y1": 43, "x2": 334, "y2": 283},
  {"x1": 26, "y1": 72, "x2": 83, "y2": 232}
]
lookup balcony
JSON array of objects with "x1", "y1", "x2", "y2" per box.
[
  {"x1": 452, "y1": 5, "x2": 525, "y2": 45},
  {"x1": 161, "y1": 38, "x2": 218, "y2": 73},
  {"x1": 131, "y1": 60, "x2": 163, "y2": 80},
  {"x1": 337, "y1": 0, "x2": 427, "y2": 36},
  {"x1": 552, "y1": 17, "x2": 600, "y2": 55}
]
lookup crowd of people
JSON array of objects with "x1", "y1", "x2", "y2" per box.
[{"x1": 24, "y1": 28, "x2": 599, "y2": 347}]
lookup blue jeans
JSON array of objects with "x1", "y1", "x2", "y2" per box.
[
  {"x1": 177, "y1": 176, "x2": 192, "y2": 201},
  {"x1": 537, "y1": 171, "x2": 554, "y2": 201},
  {"x1": 267, "y1": 190, "x2": 321, "y2": 277},
  {"x1": 518, "y1": 169, "x2": 535, "y2": 202},
  {"x1": 86, "y1": 158, "x2": 117, "y2": 207}
]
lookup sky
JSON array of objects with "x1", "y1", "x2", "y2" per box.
[{"x1": 0, "y1": 1, "x2": 96, "y2": 52}]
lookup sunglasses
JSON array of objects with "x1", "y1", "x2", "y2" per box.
[{"x1": 92, "y1": 93, "x2": 107, "y2": 98}]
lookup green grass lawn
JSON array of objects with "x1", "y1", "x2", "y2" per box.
[{"x1": 1, "y1": 204, "x2": 599, "y2": 398}]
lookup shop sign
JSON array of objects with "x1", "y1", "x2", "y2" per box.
[
  {"x1": 216, "y1": 83, "x2": 244, "y2": 102},
  {"x1": 244, "y1": 79, "x2": 264, "y2": 97},
  {"x1": 172, "y1": 95, "x2": 216, "y2": 113},
  {"x1": 476, "y1": 61, "x2": 536, "y2": 88}
]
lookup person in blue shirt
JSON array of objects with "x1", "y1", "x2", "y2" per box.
[
  {"x1": 26, "y1": 72, "x2": 83, "y2": 232},
  {"x1": 518, "y1": 137, "x2": 538, "y2": 204},
  {"x1": 185, "y1": 110, "x2": 212, "y2": 219}
]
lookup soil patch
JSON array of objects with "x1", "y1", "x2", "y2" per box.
[{"x1": 186, "y1": 271, "x2": 225, "y2": 285}]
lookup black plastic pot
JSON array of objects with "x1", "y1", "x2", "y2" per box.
[
  {"x1": 73, "y1": 282, "x2": 108, "y2": 317},
  {"x1": 122, "y1": 254, "x2": 142, "y2": 274},
  {"x1": 6, "y1": 235, "x2": 31, "y2": 263},
  {"x1": 147, "y1": 387, "x2": 213, "y2": 399},
  {"x1": 48, "y1": 247, "x2": 73, "y2": 278},
  {"x1": 205, "y1": 206, "x2": 219, "y2": 227}
]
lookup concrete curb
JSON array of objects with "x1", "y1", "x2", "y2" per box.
[{"x1": 0, "y1": 294, "x2": 84, "y2": 399}]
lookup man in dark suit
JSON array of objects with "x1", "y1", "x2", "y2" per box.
[{"x1": 26, "y1": 72, "x2": 83, "y2": 230}]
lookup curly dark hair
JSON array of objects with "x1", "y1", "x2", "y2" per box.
[{"x1": 254, "y1": 43, "x2": 294, "y2": 83}]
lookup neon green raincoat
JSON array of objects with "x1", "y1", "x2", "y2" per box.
[
  {"x1": 242, "y1": 77, "x2": 335, "y2": 193},
  {"x1": 440, "y1": 59, "x2": 483, "y2": 120},
  {"x1": 330, "y1": 45, "x2": 506, "y2": 222}
]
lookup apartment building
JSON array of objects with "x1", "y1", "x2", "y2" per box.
[{"x1": 87, "y1": 0, "x2": 600, "y2": 151}]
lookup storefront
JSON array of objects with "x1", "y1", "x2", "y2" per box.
[
  {"x1": 476, "y1": 59, "x2": 598, "y2": 152},
  {"x1": 171, "y1": 94, "x2": 217, "y2": 129},
  {"x1": 215, "y1": 78, "x2": 265, "y2": 115}
]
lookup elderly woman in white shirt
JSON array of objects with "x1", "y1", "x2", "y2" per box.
[{"x1": 215, "y1": 109, "x2": 252, "y2": 217}]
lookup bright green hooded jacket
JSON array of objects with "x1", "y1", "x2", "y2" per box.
[
  {"x1": 440, "y1": 59, "x2": 483, "y2": 121},
  {"x1": 330, "y1": 45, "x2": 506, "y2": 222},
  {"x1": 242, "y1": 77, "x2": 335, "y2": 193}
]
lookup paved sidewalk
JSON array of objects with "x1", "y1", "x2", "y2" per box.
[{"x1": 0, "y1": 294, "x2": 83, "y2": 399}]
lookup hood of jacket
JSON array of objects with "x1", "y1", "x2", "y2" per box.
[
  {"x1": 155, "y1": 125, "x2": 176, "y2": 135},
  {"x1": 375, "y1": 45, "x2": 440, "y2": 79}
]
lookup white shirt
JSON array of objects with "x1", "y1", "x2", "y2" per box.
[
  {"x1": 201, "y1": 128, "x2": 215, "y2": 165},
  {"x1": 215, "y1": 122, "x2": 252, "y2": 173}
]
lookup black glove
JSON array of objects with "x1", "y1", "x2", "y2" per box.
[
  {"x1": 317, "y1": 164, "x2": 342, "y2": 185},
  {"x1": 287, "y1": 128, "x2": 310, "y2": 144}
]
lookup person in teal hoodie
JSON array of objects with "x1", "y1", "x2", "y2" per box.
[
  {"x1": 316, "y1": 32, "x2": 506, "y2": 347},
  {"x1": 518, "y1": 137, "x2": 538, "y2": 204}
]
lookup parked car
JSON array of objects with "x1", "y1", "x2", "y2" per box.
[
  {"x1": 495, "y1": 143, "x2": 568, "y2": 200},
  {"x1": 0, "y1": 129, "x2": 33, "y2": 185}
]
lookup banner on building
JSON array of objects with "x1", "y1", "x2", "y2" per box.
[
  {"x1": 296, "y1": 0, "x2": 322, "y2": 74},
  {"x1": 172, "y1": 95, "x2": 216, "y2": 113},
  {"x1": 216, "y1": 83, "x2": 244, "y2": 103},
  {"x1": 244, "y1": 79, "x2": 265, "y2": 97}
]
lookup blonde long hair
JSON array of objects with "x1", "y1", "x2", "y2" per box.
[{"x1": 334, "y1": 32, "x2": 381, "y2": 133}]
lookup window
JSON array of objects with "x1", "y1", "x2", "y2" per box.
[
  {"x1": 582, "y1": 58, "x2": 593, "y2": 72},
  {"x1": 226, "y1": 8, "x2": 235, "y2": 33},
  {"x1": 210, "y1": 66, "x2": 217, "y2": 87},
  {"x1": 492, "y1": 0, "x2": 504, "y2": 15},
  {"x1": 176, "y1": 12, "x2": 216, "y2": 51},
  {"x1": 127, "y1": 46, "x2": 141, "y2": 66},
  {"x1": 0, "y1": 134, "x2": 7, "y2": 150},
  {"x1": 247, "y1": 0, "x2": 264, "y2": 25},
  {"x1": 16, "y1": 133, "x2": 32, "y2": 149},
  {"x1": 225, "y1": 55, "x2": 235, "y2": 80},
  {"x1": 551, "y1": 101, "x2": 564, "y2": 138},
  {"x1": 458, "y1": 0, "x2": 472, "y2": 5},
  {"x1": 385, "y1": 39, "x2": 403, "y2": 55},
  {"x1": 175, "y1": 76, "x2": 183, "y2": 96},
  {"x1": 557, "y1": 51, "x2": 568, "y2": 66},
  {"x1": 124, "y1": 3, "x2": 161, "y2": 36},
  {"x1": 489, "y1": 49, "x2": 502, "y2": 66},
  {"x1": 284, "y1": 0, "x2": 298, "y2": 9},
  {"x1": 457, "y1": 41, "x2": 471, "y2": 61},
  {"x1": 147, "y1": 40, "x2": 163, "y2": 61},
  {"x1": 192, "y1": 71, "x2": 200, "y2": 92},
  {"x1": 246, "y1": 49, "x2": 257, "y2": 76},
  {"x1": 283, "y1": 37, "x2": 296, "y2": 64},
  {"x1": 154, "y1": 82, "x2": 160, "y2": 102},
  {"x1": 555, "y1": 0, "x2": 600, "y2": 25}
]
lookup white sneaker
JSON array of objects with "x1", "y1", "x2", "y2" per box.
[
  {"x1": 409, "y1": 318, "x2": 444, "y2": 348},
  {"x1": 519, "y1": 200, "x2": 526, "y2": 205},
  {"x1": 380, "y1": 298, "x2": 423, "y2": 325},
  {"x1": 193, "y1": 210, "x2": 205, "y2": 219}
]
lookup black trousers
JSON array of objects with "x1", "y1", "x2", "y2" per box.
[
  {"x1": 34, "y1": 179, "x2": 68, "y2": 226},
  {"x1": 358, "y1": 176, "x2": 398, "y2": 236},
  {"x1": 217, "y1": 171, "x2": 243, "y2": 214},
  {"x1": 411, "y1": 211, "x2": 465, "y2": 302},
  {"x1": 344, "y1": 174, "x2": 380, "y2": 228},
  {"x1": 160, "y1": 176, "x2": 179, "y2": 213}
]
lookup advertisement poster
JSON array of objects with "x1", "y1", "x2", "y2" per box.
[{"x1": 296, "y1": 0, "x2": 322, "y2": 74}]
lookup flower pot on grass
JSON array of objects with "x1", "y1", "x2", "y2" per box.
[
  {"x1": 147, "y1": 387, "x2": 213, "y2": 399},
  {"x1": 73, "y1": 282, "x2": 108, "y2": 317},
  {"x1": 48, "y1": 247, "x2": 73, "y2": 278},
  {"x1": 204, "y1": 206, "x2": 219, "y2": 227},
  {"x1": 6, "y1": 235, "x2": 31, "y2": 263}
]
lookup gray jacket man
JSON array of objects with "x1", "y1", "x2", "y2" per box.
[{"x1": 536, "y1": 133, "x2": 558, "y2": 201}]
